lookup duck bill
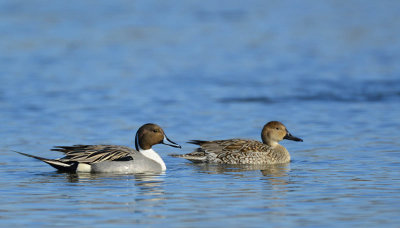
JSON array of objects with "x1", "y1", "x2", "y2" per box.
[
  {"x1": 162, "y1": 135, "x2": 182, "y2": 148},
  {"x1": 284, "y1": 131, "x2": 303, "y2": 142}
]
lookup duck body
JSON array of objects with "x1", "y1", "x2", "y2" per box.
[
  {"x1": 172, "y1": 121, "x2": 302, "y2": 165},
  {"x1": 90, "y1": 149, "x2": 165, "y2": 173},
  {"x1": 17, "y1": 123, "x2": 181, "y2": 174},
  {"x1": 182, "y1": 139, "x2": 290, "y2": 164}
]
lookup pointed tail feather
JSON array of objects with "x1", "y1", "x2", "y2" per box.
[
  {"x1": 169, "y1": 152, "x2": 207, "y2": 163},
  {"x1": 169, "y1": 153, "x2": 186, "y2": 158},
  {"x1": 14, "y1": 151, "x2": 77, "y2": 172},
  {"x1": 187, "y1": 140, "x2": 208, "y2": 145}
]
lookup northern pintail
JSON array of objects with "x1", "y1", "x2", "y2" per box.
[
  {"x1": 171, "y1": 121, "x2": 302, "y2": 164},
  {"x1": 17, "y1": 123, "x2": 181, "y2": 173}
]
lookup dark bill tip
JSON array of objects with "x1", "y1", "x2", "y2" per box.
[
  {"x1": 284, "y1": 132, "x2": 303, "y2": 142},
  {"x1": 162, "y1": 135, "x2": 182, "y2": 148}
]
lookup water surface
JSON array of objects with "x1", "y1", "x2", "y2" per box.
[{"x1": 1, "y1": 0, "x2": 400, "y2": 227}]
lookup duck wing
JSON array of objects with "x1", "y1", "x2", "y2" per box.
[
  {"x1": 51, "y1": 145, "x2": 136, "y2": 163},
  {"x1": 189, "y1": 139, "x2": 270, "y2": 154},
  {"x1": 173, "y1": 139, "x2": 271, "y2": 164}
]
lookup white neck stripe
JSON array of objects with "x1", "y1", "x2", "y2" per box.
[{"x1": 140, "y1": 148, "x2": 166, "y2": 171}]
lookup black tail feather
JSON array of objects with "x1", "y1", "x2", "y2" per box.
[
  {"x1": 15, "y1": 151, "x2": 77, "y2": 172},
  {"x1": 187, "y1": 140, "x2": 208, "y2": 145}
]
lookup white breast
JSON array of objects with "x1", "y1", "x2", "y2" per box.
[{"x1": 139, "y1": 148, "x2": 166, "y2": 171}]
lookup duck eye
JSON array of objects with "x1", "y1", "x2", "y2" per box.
[
  {"x1": 276, "y1": 127, "x2": 280, "y2": 130},
  {"x1": 153, "y1": 129, "x2": 158, "y2": 133}
]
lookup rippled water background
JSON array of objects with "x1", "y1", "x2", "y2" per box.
[{"x1": 1, "y1": 0, "x2": 400, "y2": 227}]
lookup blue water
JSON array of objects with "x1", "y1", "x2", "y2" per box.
[{"x1": 1, "y1": 0, "x2": 400, "y2": 227}]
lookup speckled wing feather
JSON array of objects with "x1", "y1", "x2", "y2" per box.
[
  {"x1": 185, "y1": 139, "x2": 281, "y2": 164},
  {"x1": 198, "y1": 139, "x2": 270, "y2": 153},
  {"x1": 51, "y1": 145, "x2": 135, "y2": 163}
]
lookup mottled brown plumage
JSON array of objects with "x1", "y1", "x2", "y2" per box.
[{"x1": 172, "y1": 121, "x2": 302, "y2": 164}]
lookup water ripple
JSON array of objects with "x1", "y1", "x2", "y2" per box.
[{"x1": 219, "y1": 79, "x2": 400, "y2": 103}]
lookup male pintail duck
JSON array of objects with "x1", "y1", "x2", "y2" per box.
[
  {"x1": 171, "y1": 121, "x2": 302, "y2": 164},
  {"x1": 17, "y1": 123, "x2": 181, "y2": 173}
]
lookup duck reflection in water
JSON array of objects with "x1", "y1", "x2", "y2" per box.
[{"x1": 185, "y1": 162, "x2": 290, "y2": 179}]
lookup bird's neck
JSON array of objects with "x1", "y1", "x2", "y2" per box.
[{"x1": 264, "y1": 139, "x2": 279, "y2": 147}]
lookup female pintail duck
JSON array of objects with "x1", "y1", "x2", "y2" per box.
[
  {"x1": 171, "y1": 121, "x2": 302, "y2": 164},
  {"x1": 17, "y1": 123, "x2": 181, "y2": 173}
]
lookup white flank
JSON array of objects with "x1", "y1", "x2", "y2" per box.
[
  {"x1": 140, "y1": 148, "x2": 166, "y2": 171},
  {"x1": 76, "y1": 163, "x2": 92, "y2": 172}
]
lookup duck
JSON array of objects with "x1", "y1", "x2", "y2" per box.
[
  {"x1": 171, "y1": 121, "x2": 302, "y2": 164},
  {"x1": 17, "y1": 123, "x2": 181, "y2": 173}
]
